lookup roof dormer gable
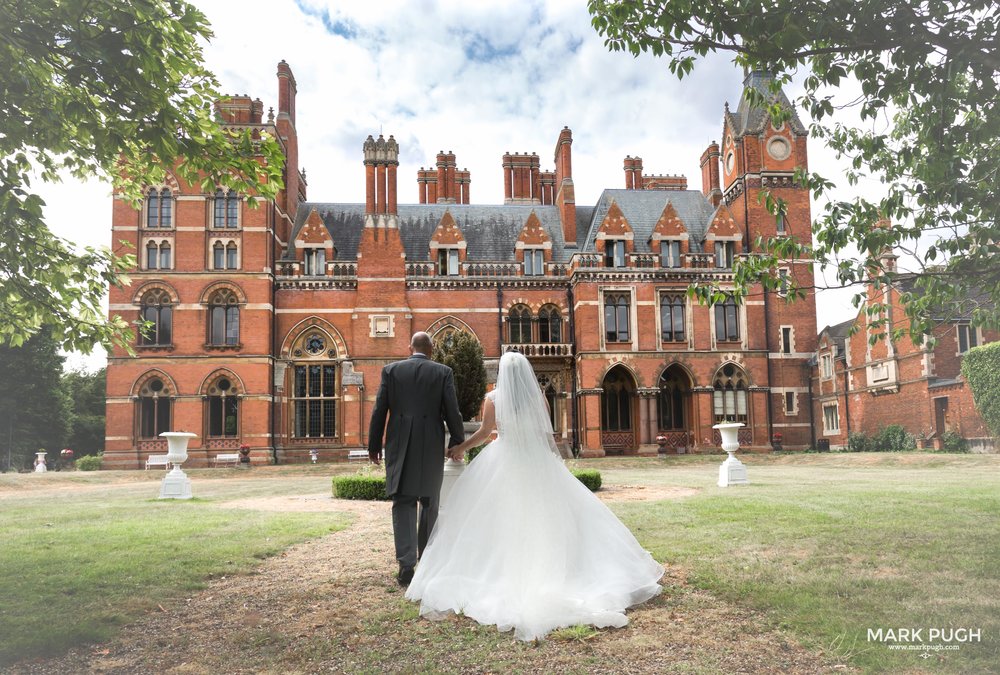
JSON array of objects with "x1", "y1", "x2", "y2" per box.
[
  {"x1": 597, "y1": 199, "x2": 633, "y2": 239},
  {"x1": 650, "y1": 202, "x2": 688, "y2": 241},
  {"x1": 517, "y1": 211, "x2": 551, "y2": 247},
  {"x1": 297, "y1": 209, "x2": 334, "y2": 248},
  {"x1": 430, "y1": 210, "x2": 466, "y2": 247},
  {"x1": 704, "y1": 205, "x2": 742, "y2": 241}
]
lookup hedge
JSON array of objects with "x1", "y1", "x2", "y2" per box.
[
  {"x1": 961, "y1": 341, "x2": 1000, "y2": 438},
  {"x1": 332, "y1": 468, "x2": 603, "y2": 500},
  {"x1": 332, "y1": 475, "x2": 389, "y2": 500},
  {"x1": 75, "y1": 454, "x2": 102, "y2": 471},
  {"x1": 572, "y1": 469, "x2": 602, "y2": 492}
]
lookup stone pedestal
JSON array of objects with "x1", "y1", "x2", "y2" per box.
[
  {"x1": 158, "y1": 432, "x2": 197, "y2": 500},
  {"x1": 34, "y1": 452, "x2": 47, "y2": 473},
  {"x1": 714, "y1": 422, "x2": 749, "y2": 487}
]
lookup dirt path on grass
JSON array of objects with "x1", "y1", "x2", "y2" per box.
[{"x1": 12, "y1": 488, "x2": 849, "y2": 674}]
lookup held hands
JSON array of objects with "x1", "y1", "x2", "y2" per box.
[{"x1": 447, "y1": 442, "x2": 467, "y2": 462}]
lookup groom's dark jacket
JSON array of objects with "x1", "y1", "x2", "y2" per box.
[{"x1": 367, "y1": 354, "x2": 465, "y2": 497}]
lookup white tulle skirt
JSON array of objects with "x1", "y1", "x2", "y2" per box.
[{"x1": 404, "y1": 438, "x2": 664, "y2": 641}]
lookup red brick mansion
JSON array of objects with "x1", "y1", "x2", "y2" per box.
[{"x1": 104, "y1": 60, "x2": 927, "y2": 468}]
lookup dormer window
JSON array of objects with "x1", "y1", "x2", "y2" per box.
[
  {"x1": 303, "y1": 249, "x2": 326, "y2": 276},
  {"x1": 660, "y1": 240, "x2": 681, "y2": 268},
  {"x1": 715, "y1": 241, "x2": 735, "y2": 268},
  {"x1": 524, "y1": 249, "x2": 545, "y2": 276},
  {"x1": 604, "y1": 240, "x2": 626, "y2": 268},
  {"x1": 437, "y1": 249, "x2": 459, "y2": 276}
]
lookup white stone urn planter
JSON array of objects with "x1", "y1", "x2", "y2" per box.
[
  {"x1": 713, "y1": 422, "x2": 749, "y2": 487},
  {"x1": 34, "y1": 451, "x2": 47, "y2": 473},
  {"x1": 158, "y1": 431, "x2": 197, "y2": 499}
]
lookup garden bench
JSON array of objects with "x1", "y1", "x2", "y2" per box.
[
  {"x1": 145, "y1": 455, "x2": 170, "y2": 470},
  {"x1": 347, "y1": 449, "x2": 369, "y2": 461},
  {"x1": 212, "y1": 453, "x2": 241, "y2": 467}
]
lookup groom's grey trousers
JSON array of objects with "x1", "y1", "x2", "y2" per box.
[{"x1": 392, "y1": 492, "x2": 439, "y2": 568}]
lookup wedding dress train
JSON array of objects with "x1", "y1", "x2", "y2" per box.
[{"x1": 405, "y1": 354, "x2": 663, "y2": 641}]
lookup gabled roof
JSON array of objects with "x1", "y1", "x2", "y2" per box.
[
  {"x1": 581, "y1": 189, "x2": 717, "y2": 254},
  {"x1": 287, "y1": 203, "x2": 571, "y2": 262},
  {"x1": 819, "y1": 318, "x2": 856, "y2": 356},
  {"x1": 726, "y1": 71, "x2": 807, "y2": 137}
]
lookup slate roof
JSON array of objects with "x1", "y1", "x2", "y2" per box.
[
  {"x1": 727, "y1": 71, "x2": 807, "y2": 137},
  {"x1": 288, "y1": 203, "x2": 572, "y2": 262},
  {"x1": 581, "y1": 189, "x2": 718, "y2": 254},
  {"x1": 820, "y1": 318, "x2": 856, "y2": 356}
]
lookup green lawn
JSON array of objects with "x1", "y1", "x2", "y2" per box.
[
  {"x1": 600, "y1": 452, "x2": 1000, "y2": 673},
  {"x1": 2, "y1": 455, "x2": 998, "y2": 673},
  {"x1": 0, "y1": 470, "x2": 350, "y2": 665}
]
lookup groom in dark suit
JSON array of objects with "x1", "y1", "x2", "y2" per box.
[{"x1": 368, "y1": 331, "x2": 465, "y2": 585}]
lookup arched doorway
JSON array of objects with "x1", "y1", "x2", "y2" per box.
[
  {"x1": 601, "y1": 366, "x2": 636, "y2": 454},
  {"x1": 657, "y1": 364, "x2": 692, "y2": 451}
]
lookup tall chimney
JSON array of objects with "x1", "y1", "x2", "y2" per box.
[
  {"x1": 363, "y1": 135, "x2": 377, "y2": 214},
  {"x1": 554, "y1": 127, "x2": 576, "y2": 243},
  {"x1": 502, "y1": 153, "x2": 513, "y2": 202},
  {"x1": 386, "y1": 135, "x2": 399, "y2": 215},
  {"x1": 700, "y1": 141, "x2": 722, "y2": 207},
  {"x1": 624, "y1": 156, "x2": 634, "y2": 189}
]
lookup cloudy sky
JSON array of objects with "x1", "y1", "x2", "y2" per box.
[{"x1": 46, "y1": 0, "x2": 865, "y2": 370}]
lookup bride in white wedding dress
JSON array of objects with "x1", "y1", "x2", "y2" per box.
[{"x1": 405, "y1": 351, "x2": 664, "y2": 641}]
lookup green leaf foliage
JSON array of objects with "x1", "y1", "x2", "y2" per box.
[
  {"x1": 332, "y1": 475, "x2": 390, "y2": 501},
  {"x1": 571, "y1": 469, "x2": 602, "y2": 491},
  {"x1": 0, "y1": 328, "x2": 70, "y2": 471},
  {"x1": 74, "y1": 454, "x2": 102, "y2": 471},
  {"x1": 960, "y1": 341, "x2": 1000, "y2": 438},
  {"x1": 589, "y1": 0, "x2": 1000, "y2": 342},
  {"x1": 61, "y1": 368, "x2": 106, "y2": 457},
  {"x1": 432, "y1": 331, "x2": 488, "y2": 421},
  {"x1": 0, "y1": 1, "x2": 284, "y2": 351}
]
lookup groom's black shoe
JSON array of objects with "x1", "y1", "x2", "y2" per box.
[{"x1": 397, "y1": 566, "x2": 415, "y2": 586}]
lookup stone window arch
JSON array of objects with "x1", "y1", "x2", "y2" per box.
[
  {"x1": 138, "y1": 288, "x2": 173, "y2": 346},
  {"x1": 135, "y1": 373, "x2": 174, "y2": 438},
  {"x1": 208, "y1": 288, "x2": 240, "y2": 346},
  {"x1": 713, "y1": 362, "x2": 749, "y2": 423},
  {"x1": 204, "y1": 372, "x2": 240, "y2": 438},
  {"x1": 538, "y1": 304, "x2": 562, "y2": 343},
  {"x1": 290, "y1": 330, "x2": 338, "y2": 439},
  {"x1": 508, "y1": 304, "x2": 532, "y2": 344}
]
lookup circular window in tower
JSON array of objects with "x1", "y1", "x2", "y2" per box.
[
  {"x1": 724, "y1": 152, "x2": 735, "y2": 175},
  {"x1": 767, "y1": 137, "x2": 791, "y2": 161},
  {"x1": 306, "y1": 334, "x2": 326, "y2": 355},
  {"x1": 217, "y1": 378, "x2": 231, "y2": 392},
  {"x1": 149, "y1": 378, "x2": 164, "y2": 393}
]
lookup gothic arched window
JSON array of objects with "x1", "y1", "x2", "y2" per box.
[
  {"x1": 138, "y1": 376, "x2": 172, "y2": 438},
  {"x1": 713, "y1": 363, "x2": 749, "y2": 423},
  {"x1": 226, "y1": 243, "x2": 238, "y2": 270},
  {"x1": 159, "y1": 242, "x2": 171, "y2": 270},
  {"x1": 208, "y1": 289, "x2": 240, "y2": 346},
  {"x1": 291, "y1": 332, "x2": 338, "y2": 438},
  {"x1": 139, "y1": 288, "x2": 172, "y2": 346},
  {"x1": 508, "y1": 305, "x2": 532, "y2": 344},
  {"x1": 207, "y1": 376, "x2": 239, "y2": 437},
  {"x1": 657, "y1": 366, "x2": 689, "y2": 430},
  {"x1": 146, "y1": 241, "x2": 159, "y2": 269},
  {"x1": 146, "y1": 188, "x2": 173, "y2": 228},
  {"x1": 601, "y1": 367, "x2": 634, "y2": 432},
  {"x1": 213, "y1": 242, "x2": 225, "y2": 270},
  {"x1": 538, "y1": 305, "x2": 561, "y2": 343}
]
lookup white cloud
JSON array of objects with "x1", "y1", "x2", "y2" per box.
[{"x1": 38, "y1": 0, "x2": 873, "y2": 368}]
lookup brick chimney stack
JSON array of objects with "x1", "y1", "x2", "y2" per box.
[
  {"x1": 435, "y1": 151, "x2": 458, "y2": 204},
  {"x1": 700, "y1": 141, "x2": 723, "y2": 207},
  {"x1": 504, "y1": 152, "x2": 541, "y2": 204},
  {"x1": 275, "y1": 61, "x2": 301, "y2": 237},
  {"x1": 554, "y1": 127, "x2": 576, "y2": 243},
  {"x1": 624, "y1": 156, "x2": 644, "y2": 189},
  {"x1": 364, "y1": 133, "x2": 399, "y2": 221}
]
